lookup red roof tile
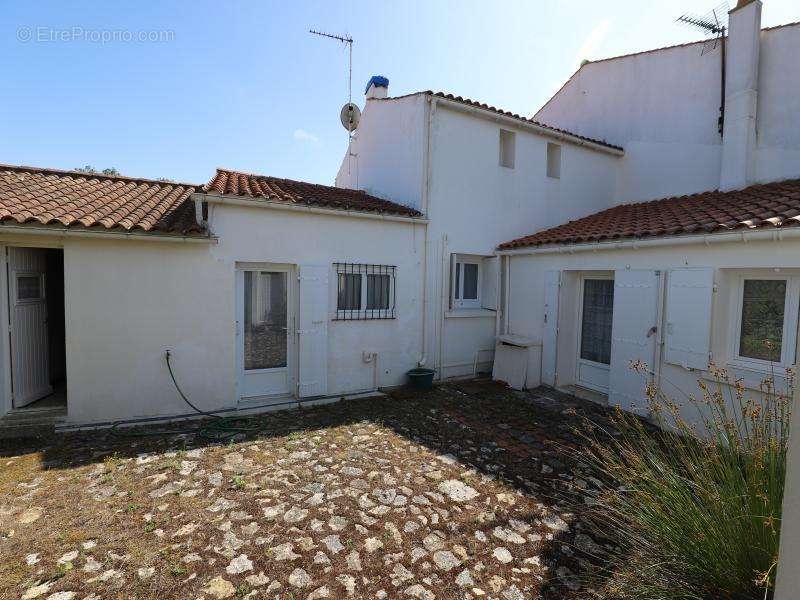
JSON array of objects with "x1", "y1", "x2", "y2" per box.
[
  {"x1": 376, "y1": 92, "x2": 624, "y2": 153},
  {"x1": 203, "y1": 168, "x2": 422, "y2": 217},
  {"x1": 0, "y1": 164, "x2": 204, "y2": 236},
  {"x1": 499, "y1": 179, "x2": 800, "y2": 249}
]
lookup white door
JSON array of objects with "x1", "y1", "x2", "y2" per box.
[
  {"x1": 236, "y1": 266, "x2": 294, "y2": 401},
  {"x1": 9, "y1": 247, "x2": 51, "y2": 407},
  {"x1": 609, "y1": 270, "x2": 661, "y2": 414},
  {"x1": 576, "y1": 275, "x2": 614, "y2": 393},
  {"x1": 542, "y1": 270, "x2": 561, "y2": 386}
]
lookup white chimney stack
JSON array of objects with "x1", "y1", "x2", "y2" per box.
[
  {"x1": 365, "y1": 75, "x2": 389, "y2": 100},
  {"x1": 719, "y1": 0, "x2": 762, "y2": 191}
]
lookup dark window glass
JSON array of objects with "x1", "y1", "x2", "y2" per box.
[
  {"x1": 337, "y1": 273, "x2": 361, "y2": 311},
  {"x1": 739, "y1": 279, "x2": 786, "y2": 362},
  {"x1": 463, "y1": 263, "x2": 479, "y2": 300},
  {"x1": 243, "y1": 271, "x2": 287, "y2": 370},
  {"x1": 367, "y1": 274, "x2": 390, "y2": 310},
  {"x1": 580, "y1": 278, "x2": 615, "y2": 365}
]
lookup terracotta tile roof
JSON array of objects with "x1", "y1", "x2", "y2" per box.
[
  {"x1": 499, "y1": 179, "x2": 800, "y2": 249},
  {"x1": 376, "y1": 91, "x2": 623, "y2": 153},
  {"x1": 203, "y1": 168, "x2": 422, "y2": 217},
  {"x1": 0, "y1": 163, "x2": 204, "y2": 236}
]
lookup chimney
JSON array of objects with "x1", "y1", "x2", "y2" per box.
[
  {"x1": 365, "y1": 75, "x2": 389, "y2": 100},
  {"x1": 719, "y1": 0, "x2": 762, "y2": 191}
]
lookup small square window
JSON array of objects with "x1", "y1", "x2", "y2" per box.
[
  {"x1": 738, "y1": 279, "x2": 786, "y2": 362},
  {"x1": 334, "y1": 264, "x2": 396, "y2": 320},
  {"x1": 16, "y1": 274, "x2": 43, "y2": 302},
  {"x1": 452, "y1": 257, "x2": 481, "y2": 309},
  {"x1": 547, "y1": 142, "x2": 561, "y2": 179},
  {"x1": 499, "y1": 129, "x2": 515, "y2": 169}
]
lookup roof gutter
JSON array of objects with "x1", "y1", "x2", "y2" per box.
[
  {"x1": 197, "y1": 192, "x2": 429, "y2": 224},
  {"x1": 496, "y1": 227, "x2": 800, "y2": 256},
  {"x1": 434, "y1": 96, "x2": 624, "y2": 157},
  {"x1": 0, "y1": 224, "x2": 215, "y2": 243}
]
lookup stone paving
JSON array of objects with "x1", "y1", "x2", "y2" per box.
[{"x1": 0, "y1": 381, "x2": 619, "y2": 599}]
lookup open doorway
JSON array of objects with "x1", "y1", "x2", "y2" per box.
[{"x1": 8, "y1": 247, "x2": 66, "y2": 410}]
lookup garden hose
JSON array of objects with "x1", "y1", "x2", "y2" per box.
[{"x1": 109, "y1": 350, "x2": 262, "y2": 440}]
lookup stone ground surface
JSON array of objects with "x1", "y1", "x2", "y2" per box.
[{"x1": 0, "y1": 381, "x2": 620, "y2": 600}]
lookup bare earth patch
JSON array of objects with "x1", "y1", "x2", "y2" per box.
[{"x1": 0, "y1": 381, "x2": 617, "y2": 599}]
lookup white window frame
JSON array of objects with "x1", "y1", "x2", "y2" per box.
[
  {"x1": 730, "y1": 273, "x2": 800, "y2": 370},
  {"x1": 334, "y1": 264, "x2": 396, "y2": 320},
  {"x1": 451, "y1": 256, "x2": 482, "y2": 309},
  {"x1": 546, "y1": 142, "x2": 561, "y2": 179}
]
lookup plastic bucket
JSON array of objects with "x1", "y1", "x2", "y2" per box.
[{"x1": 407, "y1": 368, "x2": 435, "y2": 390}]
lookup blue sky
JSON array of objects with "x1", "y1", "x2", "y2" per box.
[{"x1": 1, "y1": 1, "x2": 796, "y2": 186}]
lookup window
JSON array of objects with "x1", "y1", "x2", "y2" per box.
[
  {"x1": 452, "y1": 257, "x2": 481, "y2": 309},
  {"x1": 16, "y1": 273, "x2": 44, "y2": 302},
  {"x1": 334, "y1": 263, "x2": 396, "y2": 320},
  {"x1": 734, "y1": 277, "x2": 796, "y2": 365},
  {"x1": 547, "y1": 142, "x2": 561, "y2": 179},
  {"x1": 499, "y1": 129, "x2": 516, "y2": 169},
  {"x1": 243, "y1": 271, "x2": 287, "y2": 370},
  {"x1": 580, "y1": 278, "x2": 614, "y2": 365}
]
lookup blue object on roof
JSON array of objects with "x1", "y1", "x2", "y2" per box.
[{"x1": 365, "y1": 75, "x2": 389, "y2": 94}]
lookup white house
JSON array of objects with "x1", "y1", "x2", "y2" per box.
[
  {"x1": 497, "y1": 0, "x2": 800, "y2": 414},
  {"x1": 336, "y1": 82, "x2": 622, "y2": 382},
  {"x1": 0, "y1": 165, "x2": 426, "y2": 430}
]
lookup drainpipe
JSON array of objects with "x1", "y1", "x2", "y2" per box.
[{"x1": 418, "y1": 95, "x2": 437, "y2": 367}]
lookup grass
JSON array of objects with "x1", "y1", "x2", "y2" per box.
[{"x1": 579, "y1": 358, "x2": 791, "y2": 599}]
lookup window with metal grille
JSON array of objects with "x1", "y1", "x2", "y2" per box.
[{"x1": 334, "y1": 263, "x2": 396, "y2": 320}]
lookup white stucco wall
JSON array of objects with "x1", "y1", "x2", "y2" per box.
[
  {"x1": 504, "y1": 234, "x2": 800, "y2": 413},
  {"x1": 335, "y1": 94, "x2": 427, "y2": 211},
  {"x1": 535, "y1": 23, "x2": 800, "y2": 203},
  {"x1": 1, "y1": 205, "x2": 424, "y2": 426},
  {"x1": 425, "y1": 102, "x2": 620, "y2": 379}
]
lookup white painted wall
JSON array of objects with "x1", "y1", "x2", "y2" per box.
[
  {"x1": 535, "y1": 22, "x2": 800, "y2": 203},
  {"x1": 504, "y1": 234, "x2": 800, "y2": 420},
  {"x1": 336, "y1": 91, "x2": 620, "y2": 381},
  {"x1": 336, "y1": 94, "x2": 427, "y2": 211},
  {"x1": 0, "y1": 206, "x2": 423, "y2": 426}
]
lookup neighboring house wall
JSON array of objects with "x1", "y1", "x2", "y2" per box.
[
  {"x1": 502, "y1": 234, "x2": 800, "y2": 422},
  {"x1": 535, "y1": 21, "x2": 800, "y2": 203}
]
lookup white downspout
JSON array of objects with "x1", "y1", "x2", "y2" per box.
[{"x1": 418, "y1": 96, "x2": 437, "y2": 367}]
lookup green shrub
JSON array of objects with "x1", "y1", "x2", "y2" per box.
[{"x1": 581, "y1": 359, "x2": 791, "y2": 600}]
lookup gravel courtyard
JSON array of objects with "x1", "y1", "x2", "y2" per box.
[{"x1": 0, "y1": 381, "x2": 618, "y2": 600}]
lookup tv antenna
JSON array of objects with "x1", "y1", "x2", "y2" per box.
[
  {"x1": 676, "y1": 2, "x2": 729, "y2": 134},
  {"x1": 309, "y1": 29, "x2": 359, "y2": 133}
]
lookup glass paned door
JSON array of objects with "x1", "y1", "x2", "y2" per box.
[
  {"x1": 576, "y1": 277, "x2": 615, "y2": 393},
  {"x1": 237, "y1": 267, "x2": 293, "y2": 401}
]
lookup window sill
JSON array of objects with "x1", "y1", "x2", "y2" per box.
[
  {"x1": 445, "y1": 308, "x2": 497, "y2": 319},
  {"x1": 701, "y1": 361, "x2": 793, "y2": 392}
]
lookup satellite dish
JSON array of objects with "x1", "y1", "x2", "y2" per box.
[{"x1": 340, "y1": 103, "x2": 361, "y2": 132}]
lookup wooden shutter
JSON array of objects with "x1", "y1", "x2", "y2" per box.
[
  {"x1": 665, "y1": 268, "x2": 714, "y2": 370},
  {"x1": 481, "y1": 256, "x2": 500, "y2": 310},
  {"x1": 297, "y1": 265, "x2": 328, "y2": 397},
  {"x1": 609, "y1": 270, "x2": 660, "y2": 414},
  {"x1": 542, "y1": 270, "x2": 561, "y2": 386}
]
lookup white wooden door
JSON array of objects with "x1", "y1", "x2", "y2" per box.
[
  {"x1": 9, "y1": 247, "x2": 51, "y2": 407},
  {"x1": 609, "y1": 270, "x2": 660, "y2": 414},
  {"x1": 665, "y1": 268, "x2": 715, "y2": 370},
  {"x1": 236, "y1": 266, "x2": 294, "y2": 401},
  {"x1": 542, "y1": 270, "x2": 561, "y2": 386},
  {"x1": 297, "y1": 265, "x2": 328, "y2": 398}
]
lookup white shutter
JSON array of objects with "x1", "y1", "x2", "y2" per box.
[
  {"x1": 542, "y1": 270, "x2": 561, "y2": 386},
  {"x1": 665, "y1": 268, "x2": 714, "y2": 370},
  {"x1": 609, "y1": 270, "x2": 660, "y2": 413},
  {"x1": 481, "y1": 256, "x2": 500, "y2": 310},
  {"x1": 297, "y1": 265, "x2": 329, "y2": 397}
]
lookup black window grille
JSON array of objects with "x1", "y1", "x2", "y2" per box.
[{"x1": 334, "y1": 263, "x2": 396, "y2": 320}]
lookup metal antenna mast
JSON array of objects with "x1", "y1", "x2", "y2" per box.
[
  {"x1": 309, "y1": 29, "x2": 354, "y2": 107},
  {"x1": 676, "y1": 2, "x2": 729, "y2": 135}
]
